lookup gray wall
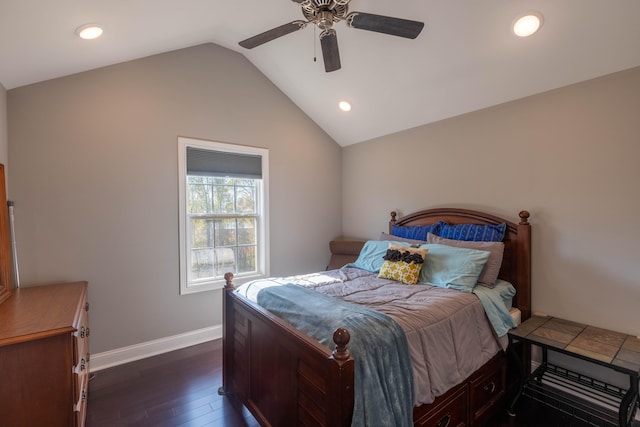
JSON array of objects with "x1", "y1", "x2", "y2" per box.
[
  {"x1": 343, "y1": 66, "x2": 640, "y2": 337},
  {"x1": 7, "y1": 43, "x2": 343, "y2": 353}
]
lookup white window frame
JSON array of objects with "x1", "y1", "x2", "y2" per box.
[{"x1": 178, "y1": 137, "x2": 269, "y2": 294}]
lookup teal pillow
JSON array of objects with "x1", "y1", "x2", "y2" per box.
[
  {"x1": 349, "y1": 240, "x2": 412, "y2": 273},
  {"x1": 418, "y1": 243, "x2": 491, "y2": 292}
]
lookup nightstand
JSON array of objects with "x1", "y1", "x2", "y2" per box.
[{"x1": 508, "y1": 315, "x2": 640, "y2": 427}]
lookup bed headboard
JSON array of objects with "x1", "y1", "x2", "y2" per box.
[{"x1": 390, "y1": 208, "x2": 531, "y2": 321}]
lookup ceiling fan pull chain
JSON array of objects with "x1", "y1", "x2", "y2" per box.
[{"x1": 313, "y1": 25, "x2": 317, "y2": 62}]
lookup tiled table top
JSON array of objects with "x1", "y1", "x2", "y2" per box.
[{"x1": 510, "y1": 315, "x2": 640, "y2": 374}]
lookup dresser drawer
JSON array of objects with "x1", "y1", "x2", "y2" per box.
[
  {"x1": 73, "y1": 364, "x2": 90, "y2": 403},
  {"x1": 470, "y1": 358, "x2": 505, "y2": 424},
  {"x1": 74, "y1": 372, "x2": 89, "y2": 427},
  {"x1": 415, "y1": 386, "x2": 468, "y2": 427}
]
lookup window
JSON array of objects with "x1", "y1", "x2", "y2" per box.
[{"x1": 178, "y1": 137, "x2": 269, "y2": 294}]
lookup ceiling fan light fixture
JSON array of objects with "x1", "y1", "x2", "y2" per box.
[
  {"x1": 513, "y1": 12, "x2": 543, "y2": 37},
  {"x1": 75, "y1": 24, "x2": 104, "y2": 40},
  {"x1": 339, "y1": 101, "x2": 352, "y2": 112}
]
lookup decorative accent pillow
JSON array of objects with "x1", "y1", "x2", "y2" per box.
[
  {"x1": 378, "y1": 244, "x2": 428, "y2": 285},
  {"x1": 426, "y1": 233, "x2": 504, "y2": 287},
  {"x1": 417, "y1": 243, "x2": 491, "y2": 292},
  {"x1": 378, "y1": 231, "x2": 426, "y2": 245},
  {"x1": 349, "y1": 240, "x2": 412, "y2": 273},
  {"x1": 391, "y1": 223, "x2": 441, "y2": 241},
  {"x1": 436, "y1": 222, "x2": 506, "y2": 242}
]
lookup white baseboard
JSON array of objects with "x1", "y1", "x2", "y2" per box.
[{"x1": 89, "y1": 325, "x2": 223, "y2": 372}]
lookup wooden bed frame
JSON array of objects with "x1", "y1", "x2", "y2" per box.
[{"x1": 220, "y1": 208, "x2": 531, "y2": 426}]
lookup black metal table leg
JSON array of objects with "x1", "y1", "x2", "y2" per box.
[
  {"x1": 534, "y1": 347, "x2": 548, "y2": 383},
  {"x1": 508, "y1": 335, "x2": 525, "y2": 416},
  {"x1": 619, "y1": 375, "x2": 639, "y2": 427}
]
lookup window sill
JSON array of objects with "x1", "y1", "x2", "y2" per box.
[{"x1": 180, "y1": 272, "x2": 267, "y2": 295}]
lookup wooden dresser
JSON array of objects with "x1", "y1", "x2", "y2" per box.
[{"x1": 0, "y1": 281, "x2": 90, "y2": 427}]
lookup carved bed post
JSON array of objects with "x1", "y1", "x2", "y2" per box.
[
  {"x1": 389, "y1": 211, "x2": 398, "y2": 233},
  {"x1": 329, "y1": 327, "x2": 355, "y2": 426},
  {"x1": 515, "y1": 211, "x2": 532, "y2": 386},
  {"x1": 224, "y1": 272, "x2": 234, "y2": 289},
  {"x1": 219, "y1": 272, "x2": 235, "y2": 397},
  {"x1": 516, "y1": 211, "x2": 531, "y2": 322},
  {"x1": 332, "y1": 328, "x2": 351, "y2": 361}
]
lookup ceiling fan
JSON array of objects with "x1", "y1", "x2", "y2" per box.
[{"x1": 239, "y1": 0, "x2": 425, "y2": 72}]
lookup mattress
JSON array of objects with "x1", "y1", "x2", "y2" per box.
[{"x1": 510, "y1": 307, "x2": 522, "y2": 326}]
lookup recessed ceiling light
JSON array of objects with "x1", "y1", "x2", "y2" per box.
[
  {"x1": 513, "y1": 12, "x2": 543, "y2": 37},
  {"x1": 75, "y1": 24, "x2": 103, "y2": 40},
  {"x1": 339, "y1": 101, "x2": 352, "y2": 112}
]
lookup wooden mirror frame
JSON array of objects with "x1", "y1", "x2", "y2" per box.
[{"x1": 0, "y1": 164, "x2": 13, "y2": 305}]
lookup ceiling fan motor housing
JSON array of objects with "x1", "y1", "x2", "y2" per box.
[{"x1": 301, "y1": 0, "x2": 350, "y2": 26}]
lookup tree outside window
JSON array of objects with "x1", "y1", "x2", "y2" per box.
[{"x1": 188, "y1": 176, "x2": 258, "y2": 280}]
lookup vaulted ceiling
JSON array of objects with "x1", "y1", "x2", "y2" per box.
[{"x1": 2, "y1": 0, "x2": 640, "y2": 146}]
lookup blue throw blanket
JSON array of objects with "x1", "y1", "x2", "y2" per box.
[{"x1": 257, "y1": 284, "x2": 414, "y2": 427}]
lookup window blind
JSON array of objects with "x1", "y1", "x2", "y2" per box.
[{"x1": 186, "y1": 147, "x2": 262, "y2": 179}]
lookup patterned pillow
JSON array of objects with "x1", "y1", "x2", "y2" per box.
[
  {"x1": 391, "y1": 223, "x2": 441, "y2": 241},
  {"x1": 378, "y1": 244, "x2": 428, "y2": 285},
  {"x1": 436, "y1": 222, "x2": 506, "y2": 242},
  {"x1": 379, "y1": 231, "x2": 426, "y2": 245}
]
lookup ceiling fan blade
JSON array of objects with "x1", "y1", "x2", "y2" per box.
[
  {"x1": 346, "y1": 12, "x2": 424, "y2": 39},
  {"x1": 320, "y1": 29, "x2": 341, "y2": 72},
  {"x1": 239, "y1": 21, "x2": 307, "y2": 49}
]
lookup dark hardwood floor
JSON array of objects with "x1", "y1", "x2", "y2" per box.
[
  {"x1": 86, "y1": 340, "x2": 632, "y2": 427},
  {"x1": 87, "y1": 340, "x2": 259, "y2": 427}
]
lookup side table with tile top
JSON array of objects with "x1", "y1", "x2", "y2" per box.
[{"x1": 508, "y1": 315, "x2": 640, "y2": 427}]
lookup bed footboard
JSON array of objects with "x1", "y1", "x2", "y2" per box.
[{"x1": 221, "y1": 273, "x2": 354, "y2": 427}]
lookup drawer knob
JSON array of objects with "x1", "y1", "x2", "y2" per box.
[
  {"x1": 80, "y1": 358, "x2": 86, "y2": 371},
  {"x1": 436, "y1": 413, "x2": 451, "y2": 427},
  {"x1": 483, "y1": 381, "x2": 496, "y2": 394}
]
